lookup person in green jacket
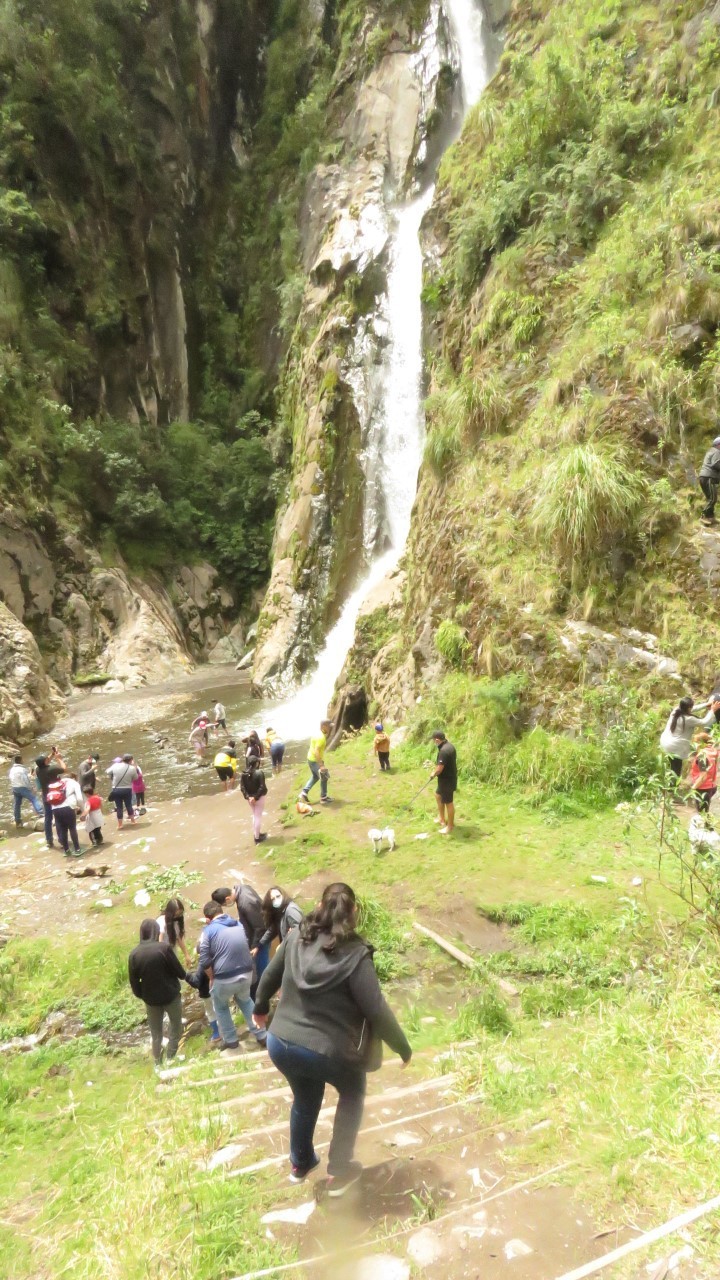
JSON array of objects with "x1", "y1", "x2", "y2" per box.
[{"x1": 253, "y1": 882, "x2": 411, "y2": 1196}]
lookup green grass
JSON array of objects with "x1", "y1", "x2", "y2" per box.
[{"x1": 2, "y1": 728, "x2": 720, "y2": 1275}]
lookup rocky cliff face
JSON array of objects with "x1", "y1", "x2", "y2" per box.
[
  {"x1": 0, "y1": 0, "x2": 275, "y2": 741},
  {"x1": 0, "y1": 508, "x2": 247, "y2": 745},
  {"x1": 251, "y1": 0, "x2": 459, "y2": 693}
]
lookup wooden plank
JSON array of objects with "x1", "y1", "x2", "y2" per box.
[
  {"x1": 552, "y1": 1192, "x2": 720, "y2": 1280},
  {"x1": 413, "y1": 922, "x2": 519, "y2": 997}
]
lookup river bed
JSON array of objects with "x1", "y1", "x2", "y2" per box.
[{"x1": 2, "y1": 665, "x2": 302, "y2": 835}]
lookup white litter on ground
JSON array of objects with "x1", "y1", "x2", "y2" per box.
[
  {"x1": 385, "y1": 1131, "x2": 422, "y2": 1148},
  {"x1": 134, "y1": 890, "x2": 151, "y2": 907},
  {"x1": 260, "y1": 1201, "x2": 316, "y2": 1227},
  {"x1": 414, "y1": 833, "x2": 429, "y2": 840},
  {"x1": 590, "y1": 875, "x2": 608, "y2": 884},
  {"x1": 407, "y1": 1228, "x2": 444, "y2": 1267},
  {"x1": 206, "y1": 1144, "x2": 247, "y2": 1171},
  {"x1": 504, "y1": 1239, "x2": 533, "y2": 1260},
  {"x1": 351, "y1": 1257, "x2": 410, "y2": 1280}
]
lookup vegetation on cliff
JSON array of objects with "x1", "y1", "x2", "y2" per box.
[{"x1": 414, "y1": 0, "x2": 720, "y2": 696}]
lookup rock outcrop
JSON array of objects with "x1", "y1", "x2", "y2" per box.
[
  {"x1": 0, "y1": 602, "x2": 63, "y2": 745},
  {"x1": 252, "y1": 2, "x2": 459, "y2": 694},
  {"x1": 0, "y1": 509, "x2": 245, "y2": 743}
]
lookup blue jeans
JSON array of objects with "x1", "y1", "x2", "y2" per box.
[
  {"x1": 43, "y1": 800, "x2": 54, "y2": 846},
  {"x1": 13, "y1": 787, "x2": 43, "y2": 825},
  {"x1": 211, "y1": 974, "x2": 265, "y2": 1046},
  {"x1": 303, "y1": 761, "x2": 327, "y2": 799},
  {"x1": 267, "y1": 1033, "x2": 366, "y2": 1175}
]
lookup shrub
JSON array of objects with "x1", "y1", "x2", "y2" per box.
[
  {"x1": 454, "y1": 989, "x2": 514, "y2": 1037},
  {"x1": 531, "y1": 439, "x2": 647, "y2": 561},
  {"x1": 435, "y1": 619, "x2": 470, "y2": 668},
  {"x1": 406, "y1": 673, "x2": 660, "y2": 804}
]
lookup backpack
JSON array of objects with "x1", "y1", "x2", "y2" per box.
[{"x1": 47, "y1": 779, "x2": 67, "y2": 806}]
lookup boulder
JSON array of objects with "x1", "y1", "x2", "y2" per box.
[
  {"x1": 236, "y1": 648, "x2": 255, "y2": 671},
  {"x1": 207, "y1": 636, "x2": 242, "y2": 665},
  {"x1": 0, "y1": 601, "x2": 63, "y2": 743},
  {"x1": 560, "y1": 621, "x2": 680, "y2": 681},
  {"x1": 0, "y1": 515, "x2": 55, "y2": 621}
]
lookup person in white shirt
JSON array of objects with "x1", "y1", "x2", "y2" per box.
[
  {"x1": 8, "y1": 755, "x2": 43, "y2": 828},
  {"x1": 660, "y1": 695, "x2": 720, "y2": 778},
  {"x1": 214, "y1": 701, "x2": 227, "y2": 730},
  {"x1": 47, "y1": 771, "x2": 85, "y2": 856}
]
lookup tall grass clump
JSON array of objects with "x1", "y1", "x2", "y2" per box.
[
  {"x1": 407, "y1": 672, "x2": 659, "y2": 805},
  {"x1": 435, "y1": 619, "x2": 470, "y2": 668},
  {"x1": 531, "y1": 438, "x2": 647, "y2": 561}
]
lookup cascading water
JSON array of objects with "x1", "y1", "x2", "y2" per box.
[{"x1": 273, "y1": 0, "x2": 496, "y2": 741}]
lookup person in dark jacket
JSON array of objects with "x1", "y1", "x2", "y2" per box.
[
  {"x1": 212, "y1": 883, "x2": 265, "y2": 995},
  {"x1": 254, "y1": 882, "x2": 411, "y2": 1195},
  {"x1": 699, "y1": 436, "x2": 720, "y2": 523},
  {"x1": 254, "y1": 887, "x2": 303, "y2": 966},
  {"x1": 198, "y1": 908, "x2": 267, "y2": 1050},
  {"x1": 35, "y1": 747, "x2": 67, "y2": 850},
  {"x1": 128, "y1": 919, "x2": 188, "y2": 1065},
  {"x1": 239, "y1": 755, "x2": 268, "y2": 844}
]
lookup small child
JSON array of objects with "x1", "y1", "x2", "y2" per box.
[
  {"x1": 373, "y1": 721, "x2": 391, "y2": 772},
  {"x1": 81, "y1": 788, "x2": 104, "y2": 846},
  {"x1": 132, "y1": 765, "x2": 146, "y2": 814}
]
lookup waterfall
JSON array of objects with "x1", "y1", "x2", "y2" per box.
[{"x1": 273, "y1": 1, "x2": 495, "y2": 742}]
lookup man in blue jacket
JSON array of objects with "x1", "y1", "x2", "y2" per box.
[{"x1": 198, "y1": 902, "x2": 267, "y2": 1050}]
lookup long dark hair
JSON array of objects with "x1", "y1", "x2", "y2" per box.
[
  {"x1": 670, "y1": 696, "x2": 695, "y2": 734},
  {"x1": 300, "y1": 882, "x2": 357, "y2": 952},
  {"x1": 162, "y1": 897, "x2": 185, "y2": 947},
  {"x1": 140, "y1": 918, "x2": 160, "y2": 942},
  {"x1": 247, "y1": 730, "x2": 264, "y2": 757},
  {"x1": 262, "y1": 886, "x2": 290, "y2": 930}
]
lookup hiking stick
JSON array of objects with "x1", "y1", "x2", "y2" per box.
[{"x1": 402, "y1": 774, "x2": 434, "y2": 812}]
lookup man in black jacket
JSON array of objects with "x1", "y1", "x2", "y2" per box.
[
  {"x1": 212, "y1": 883, "x2": 265, "y2": 997},
  {"x1": 128, "y1": 919, "x2": 188, "y2": 1065},
  {"x1": 699, "y1": 436, "x2": 720, "y2": 523}
]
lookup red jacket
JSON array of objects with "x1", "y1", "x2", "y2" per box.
[{"x1": 688, "y1": 748, "x2": 719, "y2": 791}]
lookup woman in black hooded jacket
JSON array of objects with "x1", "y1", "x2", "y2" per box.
[{"x1": 253, "y1": 881, "x2": 411, "y2": 1196}]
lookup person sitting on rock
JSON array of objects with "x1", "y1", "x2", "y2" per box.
[{"x1": 698, "y1": 436, "x2": 720, "y2": 524}]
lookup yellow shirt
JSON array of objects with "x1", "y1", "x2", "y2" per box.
[
  {"x1": 307, "y1": 733, "x2": 327, "y2": 764},
  {"x1": 213, "y1": 751, "x2": 234, "y2": 771}
]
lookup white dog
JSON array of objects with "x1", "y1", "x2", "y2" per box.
[
  {"x1": 688, "y1": 813, "x2": 720, "y2": 855},
  {"x1": 368, "y1": 827, "x2": 396, "y2": 854}
]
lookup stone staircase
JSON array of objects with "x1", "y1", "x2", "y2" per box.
[{"x1": 157, "y1": 1043, "x2": 603, "y2": 1280}]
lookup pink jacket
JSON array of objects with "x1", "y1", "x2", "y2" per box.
[{"x1": 132, "y1": 768, "x2": 145, "y2": 794}]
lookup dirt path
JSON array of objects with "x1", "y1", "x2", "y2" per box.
[{"x1": 0, "y1": 765, "x2": 298, "y2": 940}]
